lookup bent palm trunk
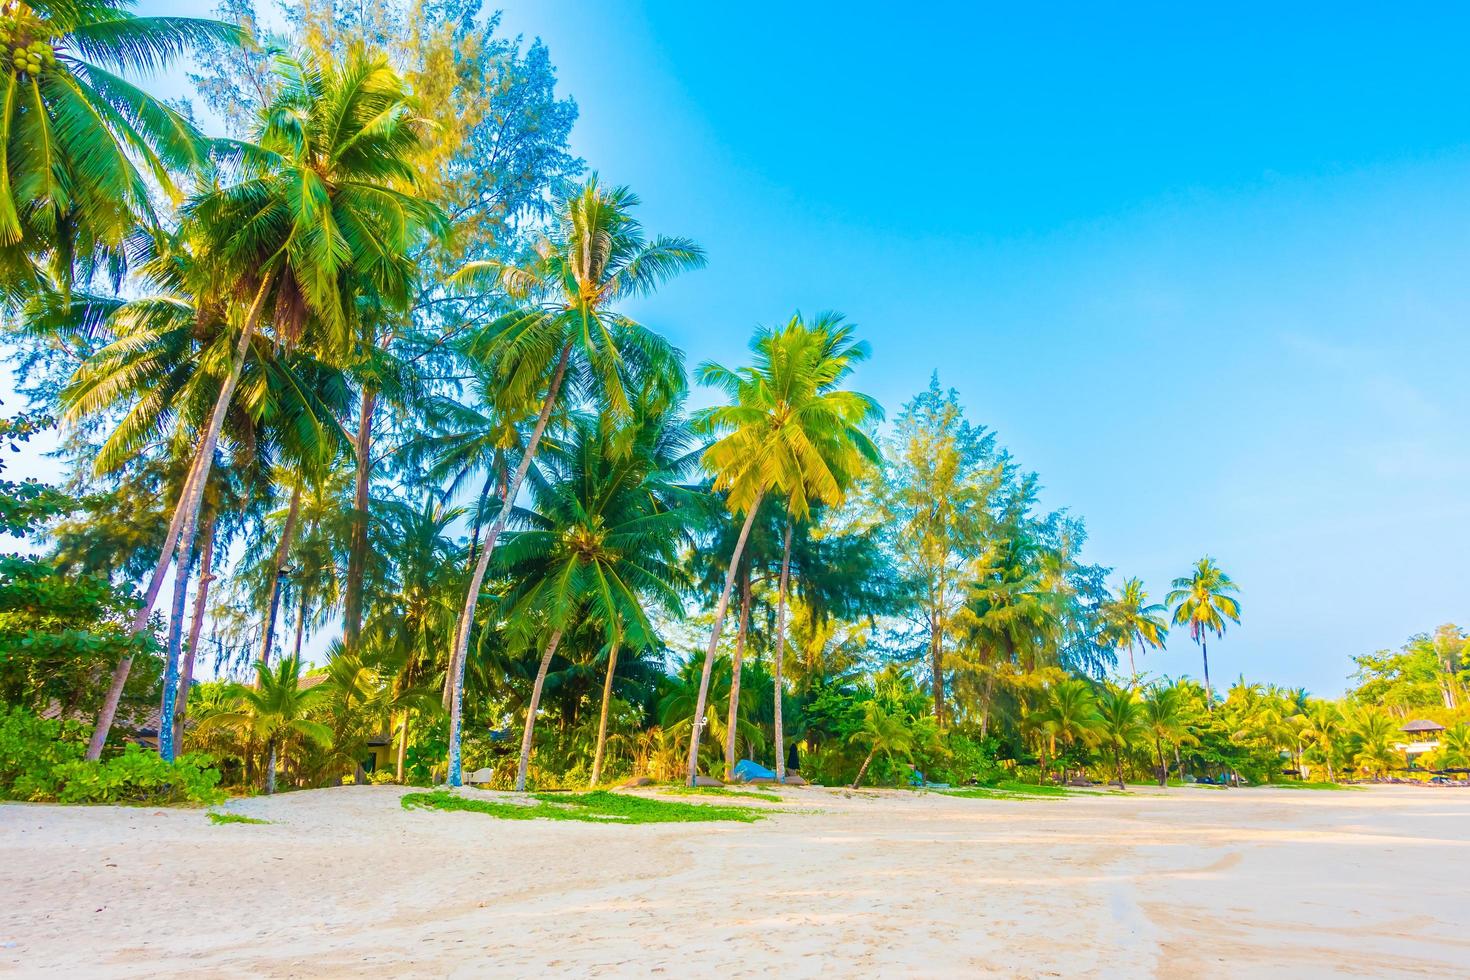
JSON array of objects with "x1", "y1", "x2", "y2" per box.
[
  {"x1": 590, "y1": 641, "x2": 621, "y2": 786},
  {"x1": 723, "y1": 569, "x2": 751, "y2": 779},
  {"x1": 447, "y1": 343, "x2": 571, "y2": 787},
  {"x1": 851, "y1": 748, "x2": 876, "y2": 789},
  {"x1": 1200, "y1": 636, "x2": 1213, "y2": 711},
  {"x1": 515, "y1": 629, "x2": 565, "y2": 792},
  {"x1": 685, "y1": 494, "x2": 764, "y2": 786},
  {"x1": 772, "y1": 519, "x2": 793, "y2": 783},
  {"x1": 396, "y1": 710, "x2": 409, "y2": 783},
  {"x1": 95, "y1": 276, "x2": 273, "y2": 761},
  {"x1": 173, "y1": 518, "x2": 216, "y2": 748}
]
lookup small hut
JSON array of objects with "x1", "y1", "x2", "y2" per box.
[{"x1": 1398, "y1": 719, "x2": 1446, "y2": 765}]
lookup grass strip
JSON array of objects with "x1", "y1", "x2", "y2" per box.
[
  {"x1": 402, "y1": 789, "x2": 768, "y2": 824},
  {"x1": 658, "y1": 785, "x2": 783, "y2": 803},
  {"x1": 208, "y1": 811, "x2": 271, "y2": 825}
]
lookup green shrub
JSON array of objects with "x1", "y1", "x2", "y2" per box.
[
  {"x1": 0, "y1": 705, "x2": 223, "y2": 805},
  {"x1": 368, "y1": 769, "x2": 397, "y2": 785}
]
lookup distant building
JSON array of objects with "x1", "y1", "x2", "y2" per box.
[{"x1": 1397, "y1": 719, "x2": 1447, "y2": 765}]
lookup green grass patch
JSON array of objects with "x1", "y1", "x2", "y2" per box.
[
  {"x1": 1261, "y1": 781, "x2": 1358, "y2": 791},
  {"x1": 401, "y1": 789, "x2": 769, "y2": 824},
  {"x1": 942, "y1": 780, "x2": 1073, "y2": 801},
  {"x1": 659, "y1": 785, "x2": 783, "y2": 803},
  {"x1": 208, "y1": 811, "x2": 271, "y2": 825}
]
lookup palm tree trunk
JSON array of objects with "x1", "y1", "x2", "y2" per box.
[
  {"x1": 396, "y1": 710, "x2": 410, "y2": 782},
  {"x1": 723, "y1": 566, "x2": 751, "y2": 779},
  {"x1": 930, "y1": 607, "x2": 946, "y2": 728},
  {"x1": 86, "y1": 442, "x2": 206, "y2": 760},
  {"x1": 515, "y1": 628, "x2": 566, "y2": 792},
  {"x1": 1200, "y1": 636, "x2": 1214, "y2": 711},
  {"x1": 685, "y1": 493, "x2": 764, "y2": 786},
  {"x1": 448, "y1": 342, "x2": 571, "y2": 787},
  {"x1": 172, "y1": 517, "x2": 216, "y2": 749},
  {"x1": 1155, "y1": 737, "x2": 1168, "y2": 787},
  {"x1": 259, "y1": 484, "x2": 303, "y2": 669},
  {"x1": 343, "y1": 386, "x2": 376, "y2": 651},
  {"x1": 158, "y1": 513, "x2": 198, "y2": 761},
  {"x1": 1113, "y1": 745, "x2": 1126, "y2": 790},
  {"x1": 1127, "y1": 640, "x2": 1137, "y2": 682},
  {"x1": 266, "y1": 740, "x2": 277, "y2": 796},
  {"x1": 590, "y1": 641, "x2": 621, "y2": 786},
  {"x1": 292, "y1": 597, "x2": 306, "y2": 659},
  {"x1": 97, "y1": 275, "x2": 273, "y2": 762},
  {"x1": 1174, "y1": 743, "x2": 1186, "y2": 782},
  {"x1": 772, "y1": 518, "x2": 793, "y2": 783},
  {"x1": 851, "y1": 748, "x2": 876, "y2": 789}
]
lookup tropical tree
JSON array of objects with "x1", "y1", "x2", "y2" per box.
[
  {"x1": 80, "y1": 47, "x2": 443, "y2": 760},
  {"x1": 1034, "y1": 678, "x2": 1099, "y2": 783},
  {"x1": 1095, "y1": 687, "x2": 1145, "y2": 789},
  {"x1": 194, "y1": 654, "x2": 332, "y2": 794},
  {"x1": 1106, "y1": 577, "x2": 1169, "y2": 681},
  {"x1": 1166, "y1": 557, "x2": 1241, "y2": 711},
  {"x1": 1141, "y1": 682, "x2": 1188, "y2": 786},
  {"x1": 1349, "y1": 711, "x2": 1401, "y2": 778},
  {"x1": 442, "y1": 177, "x2": 702, "y2": 786},
  {"x1": 1300, "y1": 700, "x2": 1344, "y2": 782},
  {"x1": 0, "y1": 0, "x2": 239, "y2": 300},
  {"x1": 686, "y1": 313, "x2": 881, "y2": 784},
  {"x1": 848, "y1": 701, "x2": 916, "y2": 789}
]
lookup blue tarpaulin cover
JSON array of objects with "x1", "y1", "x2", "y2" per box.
[{"x1": 733, "y1": 759, "x2": 776, "y2": 782}]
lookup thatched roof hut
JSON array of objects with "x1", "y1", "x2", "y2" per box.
[{"x1": 1400, "y1": 719, "x2": 1447, "y2": 734}]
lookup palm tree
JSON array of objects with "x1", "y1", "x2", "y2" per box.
[
  {"x1": 495, "y1": 417, "x2": 690, "y2": 792},
  {"x1": 1107, "y1": 577, "x2": 1169, "y2": 681},
  {"x1": 686, "y1": 313, "x2": 881, "y2": 785},
  {"x1": 0, "y1": 1, "x2": 238, "y2": 300},
  {"x1": 1141, "y1": 683, "x2": 1188, "y2": 786},
  {"x1": 1034, "y1": 678, "x2": 1099, "y2": 783},
  {"x1": 1166, "y1": 557, "x2": 1241, "y2": 711},
  {"x1": 1439, "y1": 724, "x2": 1470, "y2": 781},
  {"x1": 1350, "y1": 711, "x2": 1400, "y2": 779},
  {"x1": 1095, "y1": 687, "x2": 1145, "y2": 789},
  {"x1": 81, "y1": 49, "x2": 442, "y2": 760},
  {"x1": 848, "y1": 701, "x2": 916, "y2": 789},
  {"x1": 195, "y1": 654, "x2": 332, "y2": 794},
  {"x1": 442, "y1": 177, "x2": 703, "y2": 787},
  {"x1": 1300, "y1": 700, "x2": 1344, "y2": 782}
]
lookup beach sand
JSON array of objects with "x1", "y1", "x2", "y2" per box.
[{"x1": 2, "y1": 783, "x2": 1466, "y2": 978}]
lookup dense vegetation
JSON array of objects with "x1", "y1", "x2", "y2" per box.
[{"x1": 0, "y1": 0, "x2": 1465, "y2": 804}]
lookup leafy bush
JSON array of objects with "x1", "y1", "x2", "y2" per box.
[
  {"x1": 929, "y1": 731, "x2": 1006, "y2": 786},
  {"x1": 0, "y1": 705, "x2": 223, "y2": 805},
  {"x1": 368, "y1": 769, "x2": 397, "y2": 785}
]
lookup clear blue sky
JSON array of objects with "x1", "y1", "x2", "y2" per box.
[{"x1": 25, "y1": 2, "x2": 1470, "y2": 694}]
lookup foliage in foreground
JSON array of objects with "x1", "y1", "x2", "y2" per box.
[
  {"x1": 208, "y1": 811, "x2": 270, "y2": 824},
  {"x1": 0, "y1": 706, "x2": 222, "y2": 805},
  {"x1": 401, "y1": 789, "x2": 768, "y2": 824}
]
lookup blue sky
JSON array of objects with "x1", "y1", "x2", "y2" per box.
[{"x1": 15, "y1": 2, "x2": 1470, "y2": 694}]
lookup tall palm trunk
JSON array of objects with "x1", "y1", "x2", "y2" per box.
[
  {"x1": 447, "y1": 343, "x2": 571, "y2": 787},
  {"x1": 158, "y1": 510, "x2": 199, "y2": 761},
  {"x1": 851, "y1": 748, "x2": 876, "y2": 789},
  {"x1": 1199, "y1": 635, "x2": 1214, "y2": 711},
  {"x1": 396, "y1": 710, "x2": 410, "y2": 783},
  {"x1": 723, "y1": 566, "x2": 751, "y2": 779},
  {"x1": 292, "y1": 596, "x2": 306, "y2": 659},
  {"x1": 515, "y1": 628, "x2": 566, "y2": 792},
  {"x1": 685, "y1": 494, "x2": 764, "y2": 786},
  {"x1": 172, "y1": 517, "x2": 216, "y2": 749},
  {"x1": 259, "y1": 484, "x2": 303, "y2": 668},
  {"x1": 590, "y1": 640, "x2": 621, "y2": 786},
  {"x1": 1154, "y1": 737, "x2": 1168, "y2": 787},
  {"x1": 343, "y1": 387, "x2": 376, "y2": 651},
  {"x1": 929, "y1": 606, "x2": 946, "y2": 728},
  {"x1": 772, "y1": 519, "x2": 793, "y2": 782},
  {"x1": 266, "y1": 740, "x2": 277, "y2": 796},
  {"x1": 94, "y1": 275, "x2": 273, "y2": 761},
  {"x1": 1127, "y1": 640, "x2": 1137, "y2": 682}
]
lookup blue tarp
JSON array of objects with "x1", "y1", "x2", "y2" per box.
[{"x1": 733, "y1": 759, "x2": 776, "y2": 782}]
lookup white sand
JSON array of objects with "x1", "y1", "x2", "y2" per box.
[{"x1": 2, "y1": 783, "x2": 1467, "y2": 977}]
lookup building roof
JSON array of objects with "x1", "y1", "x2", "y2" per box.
[{"x1": 1400, "y1": 718, "x2": 1447, "y2": 734}]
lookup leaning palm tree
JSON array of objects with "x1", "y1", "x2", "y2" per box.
[
  {"x1": 194, "y1": 655, "x2": 332, "y2": 794},
  {"x1": 686, "y1": 313, "x2": 881, "y2": 784},
  {"x1": 1034, "y1": 678, "x2": 1100, "y2": 783},
  {"x1": 441, "y1": 178, "x2": 703, "y2": 787},
  {"x1": 1107, "y1": 577, "x2": 1169, "y2": 681},
  {"x1": 82, "y1": 49, "x2": 443, "y2": 760},
  {"x1": 0, "y1": 0, "x2": 239, "y2": 300},
  {"x1": 1166, "y1": 557, "x2": 1241, "y2": 711},
  {"x1": 848, "y1": 701, "x2": 916, "y2": 789},
  {"x1": 495, "y1": 417, "x2": 690, "y2": 792}
]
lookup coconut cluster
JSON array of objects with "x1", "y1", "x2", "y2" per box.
[{"x1": 0, "y1": 19, "x2": 57, "y2": 78}]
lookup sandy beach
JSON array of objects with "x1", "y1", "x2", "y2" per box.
[{"x1": 2, "y1": 784, "x2": 1467, "y2": 978}]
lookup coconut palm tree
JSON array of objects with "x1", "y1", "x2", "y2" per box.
[
  {"x1": 1350, "y1": 711, "x2": 1400, "y2": 778},
  {"x1": 1166, "y1": 557, "x2": 1241, "y2": 711},
  {"x1": 1300, "y1": 700, "x2": 1344, "y2": 782},
  {"x1": 495, "y1": 416, "x2": 691, "y2": 792},
  {"x1": 0, "y1": 0, "x2": 239, "y2": 300},
  {"x1": 1141, "y1": 682, "x2": 1188, "y2": 786},
  {"x1": 1107, "y1": 577, "x2": 1169, "y2": 681},
  {"x1": 685, "y1": 313, "x2": 881, "y2": 785},
  {"x1": 1034, "y1": 678, "x2": 1100, "y2": 783},
  {"x1": 442, "y1": 177, "x2": 702, "y2": 787},
  {"x1": 194, "y1": 654, "x2": 332, "y2": 794},
  {"x1": 1095, "y1": 687, "x2": 1145, "y2": 789},
  {"x1": 848, "y1": 701, "x2": 916, "y2": 789}
]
